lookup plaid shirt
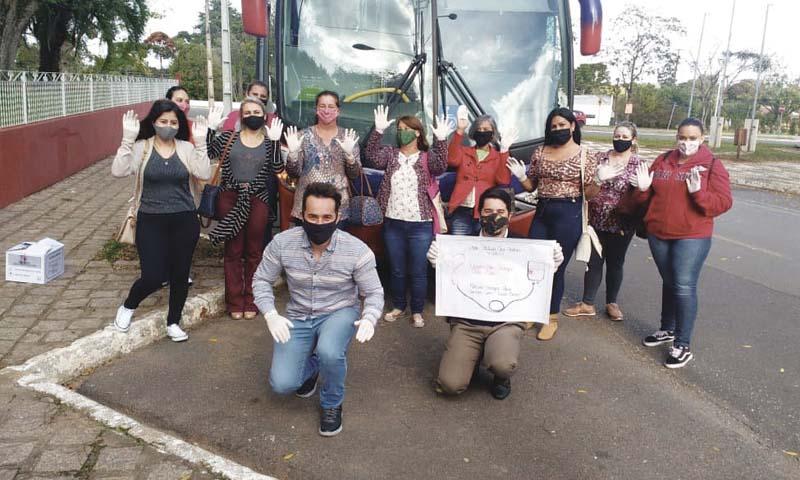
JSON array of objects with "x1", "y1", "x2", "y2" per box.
[{"x1": 252, "y1": 227, "x2": 384, "y2": 325}]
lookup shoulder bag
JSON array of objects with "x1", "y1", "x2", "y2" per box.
[
  {"x1": 197, "y1": 132, "x2": 237, "y2": 227},
  {"x1": 420, "y1": 151, "x2": 448, "y2": 234},
  {"x1": 575, "y1": 147, "x2": 603, "y2": 262},
  {"x1": 348, "y1": 170, "x2": 384, "y2": 226}
]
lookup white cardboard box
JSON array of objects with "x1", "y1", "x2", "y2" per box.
[{"x1": 5, "y1": 238, "x2": 65, "y2": 284}]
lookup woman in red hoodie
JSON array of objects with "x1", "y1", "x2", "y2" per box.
[{"x1": 633, "y1": 118, "x2": 732, "y2": 368}]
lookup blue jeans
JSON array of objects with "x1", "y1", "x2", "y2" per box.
[
  {"x1": 528, "y1": 197, "x2": 583, "y2": 314},
  {"x1": 647, "y1": 236, "x2": 711, "y2": 348},
  {"x1": 447, "y1": 206, "x2": 480, "y2": 236},
  {"x1": 383, "y1": 218, "x2": 434, "y2": 313},
  {"x1": 269, "y1": 306, "x2": 359, "y2": 408}
]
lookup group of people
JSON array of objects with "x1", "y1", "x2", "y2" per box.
[{"x1": 110, "y1": 86, "x2": 732, "y2": 436}]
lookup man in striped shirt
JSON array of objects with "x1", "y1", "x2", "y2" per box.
[{"x1": 253, "y1": 182, "x2": 384, "y2": 437}]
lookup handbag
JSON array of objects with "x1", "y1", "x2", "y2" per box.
[
  {"x1": 576, "y1": 147, "x2": 602, "y2": 263},
  {"x1": 348, "y1": 171, "x2": 384, "y2": 226},
  {"x1": 420, "y1": 152, "x2": 448, "y2": 234},
  {"x1": 198, "y1": 133, "x2": 237, "y2": 226},
  {"x1": 116, "y1": 140, "x2": 151, "y2": 245}
]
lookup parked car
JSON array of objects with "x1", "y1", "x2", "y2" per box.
[{"x1": 573, "y1": 110, "x2": 587, "y2": 127}]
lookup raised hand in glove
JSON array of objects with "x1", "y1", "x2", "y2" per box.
[
  {"x1": 373, "y1": 105, "x2": 395, "y2": 133},
  {"x1": 207, "y1": 104, "x2": 226, "y2": 131},
  {"x1": 430, "y1": 115, "x2": 454, "y2": 141},
  {"x1": 284, "y1": 125, "x2": 302, "y2": 153},
  {"x1": 122, "y1": 110, "x2": 140, "y2": 143},
  {"x1": 632, "y1": 163, "x2": 653, "y2": 191},
  {"x1": 499, "y1": 125, "x2": 519, "y2": 153},
  {"x1": 456, "y1": 105, "x2": 470, "y2": 134},
  {"x1": 191, "y1": 116, "x2": 209, "y2": 143},
  {"x1": 597, "y1": 163, "x2": 626, "y2": 182},
  {"x1": 265, "y1": 310, "x2": 294, "y2": 344},
  {"x1": 266, "y1": 117, "x2": 284, "y2": 142},
  {"x1": 334, "y1": 128, "x2": 360, "y2": 157},
  {"x1": 353, "y1": 319, "x2": 375, "y2": 343},
  {"x1": 686, "y1": 166, "x2": 705, "y2": 193},
  {"x1": 506, "y1": 157, "x2": 528, "y2": 182}
]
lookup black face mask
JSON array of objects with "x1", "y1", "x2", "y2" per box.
[
  {"x1": 472, "y1": 131, "x2": 493, "y2": 148},
  {"x1": 242, "y1": 115, "x2": 265, "y2": 130},
  {"x1": 613, "y1": 139, "x2": 633, "y2": 153},
  {"x1": 303, "y1": 220, "x2": 337, "y2": 245},
  {"x1": 549, "y1": 128, "x2": 572, "y2": 146},
  {"x1": 479, "y1": 214, "x2": 509, "y2": 236}
]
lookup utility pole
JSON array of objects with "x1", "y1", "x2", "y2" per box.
[
  {"x1": 204, "y1": 0, "x2": 215, "y2": 105},
  {"x1": 710, "y1": 0, "x2": 736, "y2": 147},
  {"x1": 687, "y1": 12, "x2": 707, "y2": 118},
  {"x1": 747, "y1": 4, "x2": 771, "y2": 152},
  {"x1": 220, "y1": 0, "x2": 233, "y2": 114}
]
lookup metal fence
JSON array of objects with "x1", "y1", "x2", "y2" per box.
[{"x1": 0, "y1": 71, "x2": 177, "y2": 129}]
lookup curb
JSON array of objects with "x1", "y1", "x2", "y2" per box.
[{"x1": 3, "y1": 286, "x2": 278, "y2": 480}]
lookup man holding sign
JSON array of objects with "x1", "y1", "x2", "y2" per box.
[{"x1": 427, "y1": 188, "x2": 563, "y2": 399}]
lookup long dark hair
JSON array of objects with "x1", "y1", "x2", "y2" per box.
[
  {"x1": 543, "y1": 107, "x2": 581, "y2": 145},
  {"x1": 397, "y1": 115, "x2": 430, "y2": 151},
  {"x1": 136, "y1": 99, "x2": 190, "y2": 141},
  {"x1": 165, "y1": 85, "x2": 188, "y2": 100},
  {"x1": 312, "y1": 90, "x2": 340, "y2": 125}
]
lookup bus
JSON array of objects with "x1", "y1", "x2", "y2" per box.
[{"x1": 256, "y1": 0, "x2": 602, "y2": 246}]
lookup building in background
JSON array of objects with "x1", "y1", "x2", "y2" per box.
[{"x1": 574, "y1": 95, "x2": 614, "y2": 126}]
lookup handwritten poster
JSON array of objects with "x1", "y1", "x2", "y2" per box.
[{"x1": 435, "y1": 235, "x2": 556, "y2": 324}]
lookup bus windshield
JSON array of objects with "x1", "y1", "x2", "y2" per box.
[{"x1": 277, "y1": 0, "x2": 568, "y2": 143}]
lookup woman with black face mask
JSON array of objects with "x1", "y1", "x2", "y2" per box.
[
  {"x1": 507, "y1": 107, "x2": 599, "y2": 341},
  {"x1": 447, "y1": 106, "x2": 517, "y2": 236},
  {"x1": 207, "y1": 97, "x2": 285, "y2": 320},
  {"x1": 564, "y1": 122, "x2": 642, "y2": 323}
]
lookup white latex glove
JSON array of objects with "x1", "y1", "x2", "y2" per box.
[
  {"x1": 122, "y1": 110, "x2": 139, "y2": 142},
  {"x1": 499, "y1": 125, "x2": 519, "y2": 153},
  {"x1": 284, "y1": 126, "x2": 302, "y2": 153},
  {"x1": 597, "y1": 163, "x2": 626, "y2": 182},
  {"x1": 335, "y1": 128, "x2": 360, "y2": 156},
  {"x1": 266, "y1": 117, "x2": 284, "y2": 141},
  {"x1": 633, "y1": 163, "x2": 653, "y2": 191},
  {"x1": 426, "y1": 240, "x2": 439, "y2": 267},
  {"x1": 506, "y1": 157, "x2": 527, "y2": 182},
  {"x1": 207, "y1": 104, "x2": 226, "y2": 131},
  {"x1": 430, "y1": 115, "x2": 454, "y2": 141},
  {"x1": 456, "y1": 105, "x2": 469, "y2": 133},
  {"x1": 192, "y1": 116, "x2": 209, "y2": 142},
  {"x1": 354, "y1": 319, "x2": 375, "y2": 343},
  {"x1": 686, "y1": 166, "x2": 703, "y2": 193},
  {"x1": 553, "y1": 242, "x2": 564, "y2": 270},
  {"x1": 373, "y1": 105, "x2": 395, "y2": 133},
  {"x1": 264, "y1": 310, "x2": 294, "y2": 344}
]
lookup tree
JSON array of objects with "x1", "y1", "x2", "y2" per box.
[
  {"x1": 606, "y1": 6, "x2": 686, "y2": 101},
  {"x1": 574, "y1": 63, "x2": 613, "y2": 95},
  {"x1": 31, "y1": 0, "x2": 149, "y2": 72},
  {"x1": 144, "y1": 31, "x2": 175, "y2": 71},
  {"x1": 0, "y1": 0, "x2": 39, "y2": 69},
  {"x1": 93, "y1": 41, "x2": 151, "y2": 74}
]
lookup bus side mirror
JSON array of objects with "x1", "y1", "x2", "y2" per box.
[
  {"x1": 577, "y1": 0, "x2": 602, "y2": 56},
  {"x1": 242, "y1": 0, "x2": 269, "y2": 37}
]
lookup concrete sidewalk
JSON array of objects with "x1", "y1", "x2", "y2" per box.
[{"x1": 0, "y1": 157, "x2": 223, "y2": 478}]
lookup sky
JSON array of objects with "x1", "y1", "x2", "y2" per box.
[{"x1": 141, "y1": 0, "x2": 798, "y2": 82}]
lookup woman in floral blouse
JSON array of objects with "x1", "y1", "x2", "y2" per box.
[
  {"x1": 283, "y1": 90, "x2": 361, "y2": 226},
  {"x1": 564, "y1": 122, "x2": 641, "y2": 322},
  {"x1": 507, "y1": 107, "x2": 599, "y2": 341},
  {"x1": 365, "y1": 106, "x2": 452, "y2": 327}
]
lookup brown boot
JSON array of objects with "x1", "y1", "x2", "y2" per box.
[
  {"x1": 606, "y1": 303, "x2": 624, "y2": 321},
  {"x1": 537, "y1": 313, "x2": 559, "y2": 341},
  {"x1": 563, "y1": 302, "x2": 596, "y2": 317}
]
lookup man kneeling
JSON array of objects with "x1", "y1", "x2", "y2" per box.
[
  {"x1": 252, "y1": 182, "x2": 384, "y2": 436},
  {"x1": 427, "y1": 188, "x2": 563, "y2": 399}
]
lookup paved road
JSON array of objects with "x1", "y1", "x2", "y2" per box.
[
  {"x1": 585, "y1": 127, "x2": 799, "y2": 147},
  {"x1": 75, "y1": 188, "x2": 800, "y2": 478}
]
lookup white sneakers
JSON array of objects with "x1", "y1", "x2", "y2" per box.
[
  {"x1": 114, "y1": 305, "x2": 134, "y2": 332},
  {"x1": 166, "y1": 324, "x2": 189, "y2": 342},
  {"x1": 114, "y1": 305, "x2": 188, "y2": 342}
]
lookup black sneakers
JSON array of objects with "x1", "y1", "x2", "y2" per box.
[
  {"x1": 642, "y1": 330, "x2": 675, "y2": 347},
  {"x1": 665, "y1": 346, "x2": 694, "y2": 369},
  {"x1": 295, "y1": 373, "x2": 319, "y2": 398},
  {"x1": 319, "y1": 406, "x2": 343, "y2": 437},
  {"x1": 490, "y1": 376, "x2": 511, "y2": 400}
]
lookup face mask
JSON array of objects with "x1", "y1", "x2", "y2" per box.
[
  {"x1": 154, "y1": 125, "x2": 178, "y2": 141},
  {"x1": 472, "y1": 131, "x2": 493, "y2": 148},
  {"x1": 612, "y1": 139, "x2": 633, "y2": 153},
  {"x1": 316, "y1": 108, "x2": 339, "y2": 125},
  {"x1": 479, "y1": 214, "x2": 509, "y2": 236},
  {"x1": 397, "y1": 129, "x2": 417, "y2": 146},
  {"x1": 242, "y1": 115, "x2": 265, "y2": 130},
  {"x1": 303, "y1": 220, "x2": 338, "y2": 245},
  {"x1": 178, "y1": 102, "x2": 190, "y2": 114},
  {"x1": 678, "y1": 139, "x2": 701, "y2": 156},
  {"x1": 550, "y1": 128, "x2": 572, "y2": 146}
]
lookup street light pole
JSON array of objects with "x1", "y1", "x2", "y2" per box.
[
  {"x1": 750, "y1": 4, "x2": 771, "y2": 122},
  {"x1": 687, "y1": 12, "x2": 707, "y2": 118},
  {"x1": 220, "y1": 0, "x2": 233, "y2": 114},
  {"x1": 204, "y1": 0, "x2": 214, "y2": 105},
  {"x1": 713, "y1": 0, "x2": 736, "y2": 120}
]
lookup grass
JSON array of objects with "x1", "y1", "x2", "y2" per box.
[
  {"x1": 96, "y1": 235, "x2": 225, "y2": 264},
  {"x1": 583, "y1": 133, "x2": 800, "y2": 163}
]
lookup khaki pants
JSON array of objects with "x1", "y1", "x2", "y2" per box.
[{"x1": 436, "y1": 321, "x2": 524, "y2": 395}]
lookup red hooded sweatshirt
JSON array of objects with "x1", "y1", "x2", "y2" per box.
[{"x1": 634, "y1": 145, "x2": 732, "y2": 239}]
